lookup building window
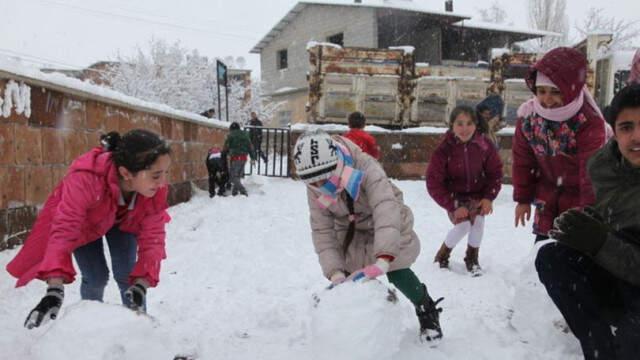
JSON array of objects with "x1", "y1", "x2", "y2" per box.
[
  {"x1": 277, "y1": 49, "x2": 288, "y2": 70},
  {"x1": 327, "y1": 33, "x2": 344, "y2": 47}
]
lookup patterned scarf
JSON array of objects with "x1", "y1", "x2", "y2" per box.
[{"x1": 314, "y1": 141, "x2": 364, "y2": 209}]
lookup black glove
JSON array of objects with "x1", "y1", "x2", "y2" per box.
[
  {"x1": 550, "y1": 207, "x2": 609, "y2": 256},
  {"x1": 124, "y1": 283, "x2": 146, "y2": 312},
  {"x1": 24, "y1": 284, "x2": 64, "y2": 329}
]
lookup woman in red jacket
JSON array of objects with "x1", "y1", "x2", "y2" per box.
[
  {"x1": 6, "y1": 129, "x2": 171, "y2": 329},
  {"x1": 427, "y1": 106, "x2": 503, "y2": 275},
  {"x1": 512, "y1": 47, "x2": 608, "y2": 241}
]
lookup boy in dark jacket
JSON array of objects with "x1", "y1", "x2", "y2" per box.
[
  {"x1": 343, "y1": 111, "x2": 380, "y2": 159},
  {"x1": 537, "y1": 84, "x2": 640, "y2": 360},
  {"x1": 205, "y1": 147, "x2": 229, "y2": 197},
  {"x1": 223, "y1": 122, "x2": 255, "y2": 196}
]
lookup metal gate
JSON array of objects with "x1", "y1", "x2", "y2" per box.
[{"x1": 243, "y1": 126, "x2": 291, "y2": 177}]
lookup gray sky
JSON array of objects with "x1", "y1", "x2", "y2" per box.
[{"x1": 2, "y1": 0, "x2": 639, "y2": 76}]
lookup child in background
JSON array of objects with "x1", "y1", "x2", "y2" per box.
[
  {"x1": 427, "y1": 106, "x2": 503, "y2": 275},
  {"x1": 343, "y1": 111, "x2": 380, "y2": 159}
]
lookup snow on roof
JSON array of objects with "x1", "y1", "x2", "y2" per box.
[
  {"x1": 388, "y1": 46, "x2": 415, "y2": 54},
  {"x1": 452, "y1": 20, "x2": 562, "y2": 38},
  {"x1": 250, "y1": 0, "x2": 470, "y2": 54},
  {"x1": 306, "y1": 41, "x2": 343, "y2": 50},
  {"x1": 0, "y1": 57, "x2": 229, "y2": 129}
]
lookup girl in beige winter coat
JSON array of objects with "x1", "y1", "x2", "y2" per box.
[{"x1": 294, "y1": 129, "x2": 444, "y2": 341}]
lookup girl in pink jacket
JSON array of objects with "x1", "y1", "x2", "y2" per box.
[
  {"x1": 427, "y1": 106, "x2": 503, "y2": 275},
  {"x1": 6, "y1": 129, "x2": 172, "y2": 329}
]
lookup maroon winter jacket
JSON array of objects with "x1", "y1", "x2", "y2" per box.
[
  {"x1": 426, "y1": 131, "x2": 503, "y2": 212},
  {"x1": 513, "y1": 47, "x2": 607, "y2": 235},
  {"x1": 343, "y1": 128, "x2": 380, "y2": 159}
]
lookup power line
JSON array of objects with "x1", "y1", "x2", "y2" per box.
[{"x1": 35, "y1": 0, "x2": 260, "y2": 42}]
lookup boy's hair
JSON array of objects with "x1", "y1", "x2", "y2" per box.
[
  {"x1": 607, "y1": 84, "x2": 640, "y2": 130},
  {"x1": 100, "y1": 129, "x2": 171, "y2": 174},
  {"x1": 347, "y1": 111, "x2": 366, "y2": 129},
  {"x1": 449, "y1": 105, "x2": 487, "y2": 133},
  {"x1": 230, "y1": 122, "x2": 241, "y2": 130}
]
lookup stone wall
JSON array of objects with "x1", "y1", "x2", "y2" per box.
[
  {"x1": 290, "y1": 130, "x2": 514, "y2": 182},
  {"x1": 0, "y1": 75, "x2": 227, "y2": 251}
]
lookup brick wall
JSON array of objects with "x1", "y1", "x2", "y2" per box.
[
  {"x1": 290, "y1": 130, "x2": 514, "y2": 182},
  {"x1": 0, "y1": 77, "x2": 227, "y2": 251}
]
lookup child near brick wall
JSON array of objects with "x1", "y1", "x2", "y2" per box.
[{"x1": 6, "y1": 129, "x2": 172, "y2": 329}]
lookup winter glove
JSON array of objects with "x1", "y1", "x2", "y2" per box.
[
  {"x1": 549, "y1": 207, "x2": 609, "y2": 256},
  {"x1": 124, "y1": 283, "x2": 147, "y2": 312},
  {"x1": 24, "y1": 284, "x2": 64, "y2": 329},
  {"x1": 347, "y1": 258, "x2": 390, "y2": 282}
]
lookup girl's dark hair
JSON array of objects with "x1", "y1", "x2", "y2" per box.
[
  {"x1": 449, "y1": 105, "x2": 487, "y2": 133},
  {"x1": 100, "y1": 129, "x2": 171, "y2": 173}
]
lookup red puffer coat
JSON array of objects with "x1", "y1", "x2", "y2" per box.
[{"x1": 6, "y1": 147, "x2": 170, "y2": 287}]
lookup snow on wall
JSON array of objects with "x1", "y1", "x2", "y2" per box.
[
  {"x1": 0, "y1": 57, "x2": 228, "y2": 128},
  {"x1": 1, "y1": 80, "x2": 31, "y2": 118},
  {"x1": 388, "y1": 46, "x2": 415, "y2": 54}
]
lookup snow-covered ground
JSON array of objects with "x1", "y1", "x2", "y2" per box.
[{"x1": 0, "y1": 177, "x2": 583, "y2": 359}]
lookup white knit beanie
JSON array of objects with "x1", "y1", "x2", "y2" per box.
[{"x1": 293, "y1": 130, "x2": 338, "y2": 184}]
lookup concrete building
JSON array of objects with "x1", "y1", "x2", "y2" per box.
[{"x1": 250, "y1": 0, "x2": 556, "y2": 126}]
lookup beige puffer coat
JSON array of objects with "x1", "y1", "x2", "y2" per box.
[{"x1": 307, "y1": 136, "x2": 420, "y2": 279}]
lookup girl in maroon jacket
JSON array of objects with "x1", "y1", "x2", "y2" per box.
[
  {"x1": 512, "y1": 47, "x2": 608, "y2": 241},
  {"x1": 427, "y1": 106, "x2": 503, "y2": 275},
  {"x1": 7, "y1": 129, "x2": 172, "y2": 329}
]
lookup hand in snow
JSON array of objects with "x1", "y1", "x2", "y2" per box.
[
  {"x1": 514, "y1": 203, "x2": 531, "y2": 227},
  {"x1": 453, "y1": 207, "x2": 469, "y2": 222},
  {"x1": 124, "y1": 283, "x2": 147, "y2": 312},
  {"x1": 479, "y1": 199, "x2": 493, "y2": 216},
  {"x1": 24, "y1": 284, "x2": 64, "y2": 329},
  {"x1": 347, "y1": 258, "x2": 390, "y2": 282},
  {"x1": 549, "y1": 207, "x2": 609, "y2": 256}
]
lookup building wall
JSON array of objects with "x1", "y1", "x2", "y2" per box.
[
  {"x1": 0, "y1": 76, "x2": 228, "y2": 251},
  {"x1": 260, "y1": 4, "x2": 377, "y2": 95}
]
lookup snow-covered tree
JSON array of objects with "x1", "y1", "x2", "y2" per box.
[
  {"x1": 102, "y1": 38, "x2": 280, "y2": 123},
  {"x1": 575, "y1": 8, "x2": 640, "y2": 50},
  {"x1": 478, "y1": 1, "x2": 507, "y2": 24},
  {"x1": 527, "y1": 0, "x2": 569, "y2": 51}
]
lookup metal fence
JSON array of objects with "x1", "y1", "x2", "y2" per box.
[{"x1": 243, "y1": 126, "x2": 291, "y2": 177}]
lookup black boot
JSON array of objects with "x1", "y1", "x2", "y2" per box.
[{"x1": 415, "y1": 285, "x2": 444, "y2": 341}]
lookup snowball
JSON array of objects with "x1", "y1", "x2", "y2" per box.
[{"x1": 311, "y1": 280, "x2": 404, "y2": 360}]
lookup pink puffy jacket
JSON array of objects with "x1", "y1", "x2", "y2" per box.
[{"x1": 6, "y1": 147, "x2": 171, "y2": 287}]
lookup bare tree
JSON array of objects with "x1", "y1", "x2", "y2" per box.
[
  {"x1": 575, "y1": 8, "x2": 640, "y2": 50},
  {"x1": 478, "y1": 1, "x2": 507, "y2": 24},
  {"x1": 101, "y1": 38, "x2": 281, "y2": 123},
  {"x1": 527, "y1": 0, "x2": 569, "y2": 51}
]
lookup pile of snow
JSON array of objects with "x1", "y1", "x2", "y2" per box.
[
  {"x1": 307, "y1": 41, "x2": 343, "y2": 50},
  {"x1": 388, "y1": 46, "x2": 415, "y2": 55},
  {"x1": 0, "y1": 179, "x2": 583, "y2": 359},
  {"x1": 28, "y1": 302, "x2": 178, "y2": 360},
  {"x1": 311, "y1": 281, "x2": 405, "y2": 360}
]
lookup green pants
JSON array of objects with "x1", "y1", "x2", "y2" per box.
[{"x1": 387, "y1": 268, "x2": 426, "y2": 305}]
